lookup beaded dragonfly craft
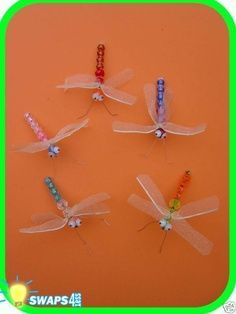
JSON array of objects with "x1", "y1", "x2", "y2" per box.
[
  {"x1": 57, "y1": 43, "x2": 136, "y2": 116},
  {"x1": 13, "y1": 113, "x2": 88, "y2": 158},
  {"x1": 20, "y1": 177, "x2": 110, "y2": 233},
  {"x1": 113, "y1": 78, "x2": 206, "y2": 140},
  {"x1": 128, "y1": 171, "x2": 219, "y2": 255}
]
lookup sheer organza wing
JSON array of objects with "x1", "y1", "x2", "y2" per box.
[
  {"x1": 128, "y1": 194, "x2": 162, "y2": 220},
  {"x1": 105, "y1": 69, "x2": 134, "y2": 88},
  {"x1": 57, "y1": 74, "x2": 98, "y2": 89},
  {"x1": 136, "y1": 175, "x2": 169, "y2": 216},
  {"x1": 12, "y1": 140, "x2": 50, "y2": 153},
  {"x1": 50, "y1": 119, "x2": 89, "y2": 144},
  {"x1": 162, "y1": 122, "x2": 206, "y2": 136},
  {"x1": 31, "y1": 212, "x2": 61, "y2": 224},
  {"x1": 102, "y1": 85, "x2": 136, "y2": 105},
  {"x1": 71, "y1": 202, "x2": 110, "y2": 217},
  {"x1": 19, "y1": 217, "x2": 67, "y2": 233},
  {"x1": 173, "y1": 196, "x2": 219, "y2": 220},
  {"x1": 69, "y1": 193, "x2": 111, "y2": 216},
  {"x1": 112, "y1": 121, "x2": 156, "y2": 133},
  {"x1": 143, "y1": 83, "x2": 158, "y2": 124},
  {"x1": 173, "y1": 219, "x2": 213, "y2": 255}
]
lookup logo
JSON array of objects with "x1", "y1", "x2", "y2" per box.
[
  {"x1": 223, "y1": 301, "x2": 236, "y2": 314},
  {"x1": 0, "y1": 275, "x2": 82, "y2": 308},
  {"x1": 28, "y1": 293, "x2": 82, "y2": 307}
]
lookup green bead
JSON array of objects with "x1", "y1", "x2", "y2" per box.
[
  {"x1": 51, "y1": 188, "x2": 57, "y2": 195},
  {"x1": 55, "y1": 194, "x2": 61, "y2": 201},
  {"x1": 44, "y1": 177, "x2": 51, "y2": 184},
  {"x1": 169, "y1": 198, "x2": 181, "y2": 211}
]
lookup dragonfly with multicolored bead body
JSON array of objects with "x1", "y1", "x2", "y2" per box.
[
  {"x1": 13, "y1": 113, "x2": 88, "y2": 158},
  {"x1": 20, "y1": 177, "x2": 110, "y2": 233},
  {"x1": 57, "y1": 44, "x2": 136, "y2": 116},
  {"x1": 113, "y1": 78, "x2": 206, "y2": 139},
  {"x1": 128, "y1": 171, "x2": 219, "y2": 255}
]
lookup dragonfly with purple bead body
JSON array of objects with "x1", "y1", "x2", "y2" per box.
[
  {"x1": 13, "y1": 113, "x2": 88, "y2": 158},
  {"x1": 20, "y1": 177, "x2": 111, "y2": 233},
  {"x1": 113, "y1": 78, "x2": 206, "y2": 139},
  {"x1": 128, "y1": 172, "x2": 219, "y2": 255}
]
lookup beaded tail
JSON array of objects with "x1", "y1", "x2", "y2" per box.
[
  {"x1": 168, "y1": 170, "x2": 191, "y2": 212},
  {"x1": 24, "y1": 113, "x2": 48, "y2": 142}
]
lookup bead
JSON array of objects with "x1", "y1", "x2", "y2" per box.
[
  {"x1": 75, "y1": 218, "x2": 82, "y2": 227},
  {"x1": 97, "y1": 44, "x2": 105, "y2": 50},
  {"x1": 44, "y1": 177, "x2": 51, "y2": 184},
  {"x1": 68, "y1": 218, "x2": 76, "y2": 228},
  {"x1": 158, "y1": 78, "x2": 164, "y2": 85},
  {"x1": 57, "y1": 199, "x2": 68, "y2": 210},
  {"x1": 159, "y1": 219, "x2": 167, "y2": 228},
  {"x1": 24, "y1": 112, "x2": 30, "y2": 119},
  {"x1": 158, "y1": 107, "x2": 165, "y2": 115},
  {"x1": 55, "y1": 194, "x2": 61, "y2": 202},
  {"x1": 164, "y1": 223, "x2": 172, "y2": 231},
  {"x1": 95, "y1": 68, "x2": 104, "y2": 77},
  {"x1": 97, "y1": 50, "x2": 104, "y2": 57},
  {"x1": 169, "y1": 198, "x2": 181, "y2": 211},
  {"x1": 158, "y1": 93, "x2": 164, "y2": 101},
  {"x1": 97, "y1": 77, "x2": 104, "y2": 83}
]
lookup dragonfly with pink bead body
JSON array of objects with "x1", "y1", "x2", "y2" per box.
[
  {"x1": 13, "y1": 113, "x2": 88, "y2": 158},
  {"x1": 20, "y1": 177, "x2": 111, "y2": 233},
  {"x1": 113, "y1": 78, "x2": 206, "y2": 139},
  {"x1": 57, "y1": 44, "x2": 136, "y2": 116},
  {"x1": 128, "y1": 171, "x2": 219, "y2": 255}
]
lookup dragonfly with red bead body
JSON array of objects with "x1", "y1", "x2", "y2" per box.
[
  {"x1": 128, "y1": 171, "x2": 219, "y2": 255},
  {"x1": 57, "y1": 44, "x2": 136, "y2": 116},
  {"x1": 113, "y1": 78, "x2": 206, "y2": 139}
]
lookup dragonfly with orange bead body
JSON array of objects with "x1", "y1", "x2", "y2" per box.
[
  {"x1": 113, "y1": 79, "x2": 206, "y2": 145},
  {"x1": 20, "y1": 177, "x2": 111, "y2": 234},
  {"x1": 128, "y1": 171, "x2": 219, "y2": 255},
  {"x1": 57, "y1": 44, "x2": 136, "y2": 116}
]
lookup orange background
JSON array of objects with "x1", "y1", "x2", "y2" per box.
[{"x1": 6, "y1": 4, "x2": 228, "y2": 307}]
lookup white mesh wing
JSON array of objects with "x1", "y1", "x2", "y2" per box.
[
  {"x1": 31, "y1": 212, "x2": 61, "y2": 224},
  {"x1": 13, "y1": 140, "x2": 50, "y2": 153},
  {"x1": 173, "y1": 219, "x2": 213, "y2": 255},
  {"x1": 128, "y1": 194, "x2": 162, "y2": 220},
  {"x1": 20, "y1": 217, "x2": 67, "y2": 233},
  {"x1": 69, "y1": 193, "x2": 111, "y2": 216},
  {"x1": 71, "y1": 202, "x2": 110, "y2": 217},
  {"x1": 137, "y1": 175, "x2": 169, "y2": 216},
  {"x1": 50, "y1": 119, "x2": 89, "y2": 144},
  {"x1": 162, "y1": 122, "x2": 206, "y2": 136},
  {"x1": 143, "y1": 83, "x2": 158, "y2": 123},
  {"x1": 173, "y1": 196, "x2": 219, "y2": 220},
  {"x1": 57, "y1": 74, "x2": 98, "y2": 89},
  {"x1": 112, "y1": 121, "x2": 156, "y2": 133},
  {"x1": 105, "y1": 69, "x2": 134, "y2": 88},
  {"x1": 102, "y1": 85, "x2": 136, "y2": 105}
]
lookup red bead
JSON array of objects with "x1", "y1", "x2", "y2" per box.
[
  {"x1": 96, "y1": 65, "x2": 104, "y2": 71},
  {"x1": 95, "y1": 69, "x2": 104, "y2": 77},
  {"x1": 97, "y1": 50, "x2": 104, "y2": 57},
  {"x1": 97, "y1": 44, "x2": 105, "y2": 50},
  {"x1": 96, "y1": 57, "x2": 104, "y2": 63},
  {"x1": 96, "y1": 77, "x2": 104, "y2": 83}
]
